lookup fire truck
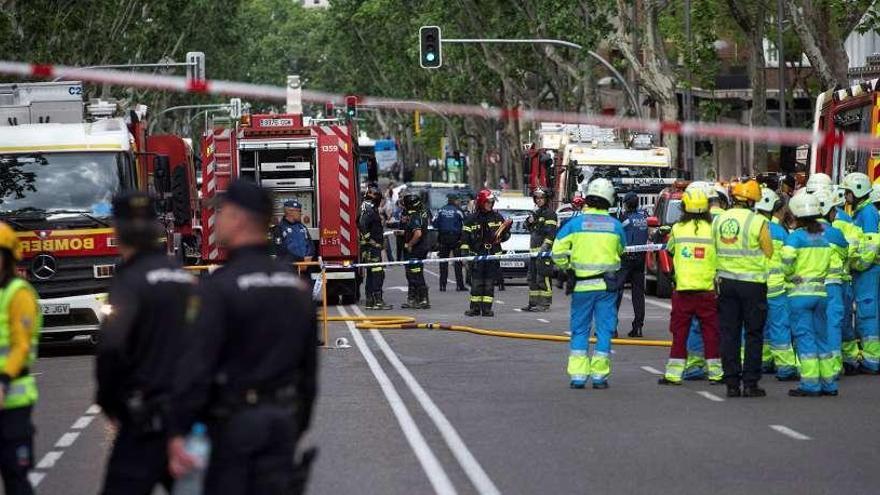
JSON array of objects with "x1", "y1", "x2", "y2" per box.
[
  {"x1": 528, "y1": 123, "x2": 676, "y2": 213},
  {"x1": 199, "y1": 76, "x2": 360, "y2": 303},
  {"x1": 809, "y1": 62, "x2": 880, "y2": 181},
  {"x1": 0, "y1": 81, "x2": 198, "y2": 343}
]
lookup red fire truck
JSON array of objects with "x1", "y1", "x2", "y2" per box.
[
  {"x1": 199, "y1": 76, "x2": 360, "y2": 303},
  {"x1": 0, "y1": 81, "x2": 198, "y2": 343}
]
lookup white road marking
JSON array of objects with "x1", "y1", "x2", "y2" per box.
[
  {"x1": 71, "y1": 416, "x2": 95, "y2": 430},
  {"x1": 424, "y1": 268, "x2": 440, "y2": 277},
  {"x1": 353, "y1": 305, "x2": 501, "y2": 495},
  {"x1": 769, "y1": 425, "x2": 812, "y2": 440},
  {"x1": 54, "y1": 432, "x2": 80, "y2": 448},
  {"x1": 640, "y1": 366, "x2": 664, "y2": 375},
  {"x1": 86, "y1": 405, "x2": 101, "y2": 415},
  {"x1": 387, "y1": 286, "x2": 408, "y2": 292},
  {"x1": 537, "y1": 318, "x2": 550, "y2": 323},
  {"x1": 338, "y1": 306, "x2": 457, "y2": 495},
  {"x1": 695, "y1": 391, "x2": 725, "y2": 402},
  {"x1": 495, "y1": 300, "x2": 505, "y2": 305},
  {"x1": 513, "y1": 308, "x2": 523, "y2": 312},
  {"x1": 28, "y1": 473, "x2": 45, "y2": 487},
  {"x1": 624, "y1": 293, "x2": 672, "y2": 310},
  {"x1": 36, "y1": 451, "x2": 63, "y2": 469}
]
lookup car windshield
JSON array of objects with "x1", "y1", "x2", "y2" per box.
[
  {"x1": 664, "y1": 199, "x2": 683, "y2": 225},
  {"x1": 0, "y1": 152, "x2": 123, "y2": 217},
  {"x1": 427, "y1": 189, "x2": 474, "y2": 211},
  {"x1": 498, "y1": 209, "x2": 531, "y2": 234}
]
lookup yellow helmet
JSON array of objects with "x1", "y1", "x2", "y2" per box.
[
  {"x1": 732, "y1": 180, "x2": 761, "y2": 202},
  {"x1": 0, "y1": 222, "x2": 21, "y2": 261},
  {"x1": 682, "y1": 189, "x2": 709, "y2": 213}
]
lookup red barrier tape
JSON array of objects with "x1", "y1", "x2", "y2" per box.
[{"x1": 2, "y1": 59, "x2": 879, "y2": 151}]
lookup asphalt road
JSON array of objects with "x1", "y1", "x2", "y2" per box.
[{"x1": 28, "y1": 266, "x2": 880, "y2": 494}]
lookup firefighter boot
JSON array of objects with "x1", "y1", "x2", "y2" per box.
[
  {"x1": 464, "y1": 302, "x2": 481, "y2": 317},
  {"x1": 417, "y1": 287, "x2": 431, "y2": 309},
  {"x1": 373, "y1": 292, "x2": 393, "y2": 310},
  {"x1": 400, "y1": 288, "x2": 417, "y2": 309},
  {"x1": 481, "y1": 302, "x2": 494, "y2": 317},
  {"x1": 363, "y1": 294, "x2": 376, "y2": 310}
]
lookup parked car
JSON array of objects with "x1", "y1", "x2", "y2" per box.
[
  {"x1": 495, "y1": 194, "x2": 536, "y2": 281},
  {"x1": 644, "y1": 183, "x2": 686, "y2": 298}
]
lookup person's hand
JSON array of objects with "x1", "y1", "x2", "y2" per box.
[{"x1": 168, "y1": 436, "x2": 199, "y2": 478}]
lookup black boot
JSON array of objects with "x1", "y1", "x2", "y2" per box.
[
  {"x1": 464, "y1": 302, "x2": 481, "y2": 317},
  {"x1": 481, "y1": 302, "x2": 494, "y2": 317},
  {"x1": 627, "y1": 328, "x2": 643, "y2": 338},
  {"x1": 400, "y1": 288, "x2": 416, "y2": 309},
  {"x1": 417, "y1": 287, "x2": 431, "y2": 309},
  {"x1": 439, "y1": 284, "x2": 447, "y2": 292},
  {"x1": 363, "y1": 294, "x2": 376, "y2": 310},
  {"x1": 456, "y1": 283, "x2": 467, "y2": 291},
  {"x1": 742, "y1": 386, "x2": 767, "y2": 398},
  {"x1": 373, "y1": 292, "x2": 392, "y2": 310}
]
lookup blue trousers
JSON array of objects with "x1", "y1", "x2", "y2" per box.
[
  {"x1": 789, "y1": 295, "x2": 833, "y2": 393},
  {"x1": 825, "y1": 284, "x2": 844, "y2": 378},
  {"x1": 765, "y1": 294, "x2": 797, "y2": 379},
  {"x1": 683, "y1": 318, "x2": 705, "y2": 379},
  {"x1": 568, "y1": 290, "x2": 618, "y2": 384},
  {"x1": 840, "y1": 282, "x2": 859, "y2": 367},
  {"x1": 854, "y1": 266, "x2": 880, "y2": 371}
]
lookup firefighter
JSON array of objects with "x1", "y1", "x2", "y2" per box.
[
  {"x1": 552, "y1": 178, "x2": 625, "y2": 389},
  {"x1": 277, "y1": 200, "x2": 315, "y2": 264},
  {"x1": 461, "y1": 189, "x2": 511, "y2": 317},
  {"x1": 754, "y1": 187, "x2": 797, "y2": 381},
  {"x1": 713, "y1": 179, "x2": 773, "y2": 398},
  {"x1": 841, "y1": 172, "x2": 880, "y2": 373},
  {"x1": 168, "y1": 180, "x2": 317, "y2": 494},
  {"x1": 782, "y1": 192, "x2": 843, "y2": 397},
  {"x1": 433, "y1": 193, "x2": 467, "y2": 292},
  {"x1": 358, "y1": 187, "x2": 392, "y2": 310},
  {"x1": 0, "y1": 222, "x2": 40, "y2": 495},
  {"x1": 522, "y1": 187, "x2": 557, "y2": 312},
  {"x1": 401, "y1": 192, "x2": 430, "y2": 309},
  {"x1": 96, "y1": 192, "x2": 196, "y2": 495},
  {"x1": 615, "y1": 192, "x2": 647, "y2": 337},
  {"x1": 658, "y1": 188, "x2": 721, "y2": 385}
]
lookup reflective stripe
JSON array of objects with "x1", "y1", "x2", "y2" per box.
[
  {"x1": 575, "y1": 279, "x2": 605, "y2": 289},
  {"x1": 767, "y1": 268, "x2": 783, "y2": 275},
  {"x1": 571, "y1": 261, "x2": 620, "y2": 271},
  {"x1": 673, "y1": 237, "x2": 713, "y2": 245},
  {"x1": 717, "y1": 270, "x2": 765, "y2": 282},
  {"x1": 717, "y1": 247, "x2": 764, "y2": 256},
  {"x1": 789, "y1": 283, "x2": 826, "y2": 294}
]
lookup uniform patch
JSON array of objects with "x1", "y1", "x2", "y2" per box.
[
  {"x1": 719, "y1": 218, "x2": 741, "y2": 245},
  {"x1": 694, "y1": 247, "x2": 705, "y2": 259}
]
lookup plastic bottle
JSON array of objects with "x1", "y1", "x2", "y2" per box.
[{"x1": 173, "y1": 422, "x2": 211, "y2": 495}]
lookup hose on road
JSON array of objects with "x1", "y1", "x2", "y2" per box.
[{"x1": 322, "y1": 314, "x2": 672, "y2": 348}]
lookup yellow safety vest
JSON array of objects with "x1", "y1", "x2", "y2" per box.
[
  {"x1": 668, "y1": 220, "x2": 716, "y2": 291},
  {"x1": 551, "y1": 208, "x2": 624, "y2": 292},
  {"x1": 0, "y1": 278, "x2": 41, "y2": 409},
  {"x1": 766, "y1": 217, "x2": 788, "y2": 297},
  {"x1": 714, "y1": 207, "x2": 768, "y2": 283}
]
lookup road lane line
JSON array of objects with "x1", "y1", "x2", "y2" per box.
[
  {"x1": 495, "y1": 300, "x2": 505, "y2": 305},
  {"x1": 424, "y1": 268, "x2": 440, "y2": 277},
  {"x1": 695, "y1": 391, "x2": 725, "y2": 402},
  {"x1": 86, "y1": 405, "x2": 101, "y2": 415},
  {"x1": 640, "y1": 366, "x2": 663, "y2": 375},
  {"x1": 769, "y1": 425, "x2": 812, "y2": 440},
  {"x1": 71, "y1": 416, "x2": 95, "y2": 429},
  {"x1": 353, "y1": 305, "x2": 502, "y2": 495},
  {"x1": 28, "y1": 473, "x2": 45, "y2": 487},
  {"x1": 537, "y1": 318, "x2": 550, "y2": 323},
  {"x1": 513, "y1": 308, "x2": 523, "y2": 312},
  {"x1": 54, "y1": 432, "x2": 80, "y2": 448},
  {"x1": 36, "y1": 451, "x2": 63, "y2": 469},
  {"x1": 338, "y1": 305, "x2": 457, "y2": 495}
]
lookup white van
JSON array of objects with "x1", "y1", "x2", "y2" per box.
[{"x1": 494, "y1": 193, "x2": 536, "y2": 280}]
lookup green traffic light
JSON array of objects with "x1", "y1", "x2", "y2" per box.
[{"x1": 426, "y1": 53, "x2": 436, "y2": 62}]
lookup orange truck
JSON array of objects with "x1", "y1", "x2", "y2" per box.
[{"x1": 0, "y1": 81, "x2": 197, "y2": 343}]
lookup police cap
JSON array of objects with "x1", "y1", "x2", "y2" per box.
[
  {"x1": 220, "y1": 179, "x2": 273, "y2": 219},
  {"x1": 284, "y1": 199, "x2": 302, "y2": 210}
]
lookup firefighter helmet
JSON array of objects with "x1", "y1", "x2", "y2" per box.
[
  {"x1": 806, "y1": 173, "x2": 833, "y2": 193},
  {"x1": 585, "y1": 178, "x2": 616, "y2": 205},
  {"x1": 682, "y1": 189, "x2": 709, "y2": 214},
  {"x1": 788, "y1": 192, "x2": 821, "y2": 218},
  {"x1": 475, "y1": 189, "x2": 496, "y2": 210},
  {"x1": 841, "y1": 172, "x2": 872, "y2": 199},
  {"x1": 0, "y1": 222, "x2": 21, "y2": 261},
  {"x1": 755, "y1": 187, "x2": 781, "y2": 214},
  {"x1": 813, "y1": 188, "x2": 836, "y2": 216},
  {"x1": 731, "y1": 180, "x2": 761, "y2": 202}
]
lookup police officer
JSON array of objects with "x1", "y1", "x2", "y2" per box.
[
  {"x1": 615, "y1": 192, "x2": 648, "y2": 337},
  {"x1": 433, "y1": 193, "x2": 466, "y2": 292},
  {"x1": 401, "y1": 192, "x2": 431, "y2": 309},
  {"x1": 552, "y1": 179, "x2": 625, "y2": 389},
  {"x1": 358, "y1": 187, "x2": 392, "y2": 310},
  {"x1": 168, "y1": 180, "x2": 317, "y2": 494},
  {"x1": 0, "y1": 222, "x2": 40, "y2": 495},
  {"x1": 277, "y1": 200, "x2": 315, "y2": 263},
  {"x1": 522, "y1": 187, "x2": 557, "y2": 312},
  {"x1": 96, "y1": 192, "x2": 196, "y2": 495},
  {"x1": 461, "y1": 189, "x2": 511, "y2": 316},
  {"x1": 714, "y1": 180, "x2": 774, "y2": 398}
]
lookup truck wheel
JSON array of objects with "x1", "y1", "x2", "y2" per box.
[{"x1": 656, "y1": 269, "x2": 673, "y2": 299}]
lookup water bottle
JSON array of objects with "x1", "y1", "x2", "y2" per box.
[{"x1": 173, "y1": 422, "x2": 211, "y2": 495}]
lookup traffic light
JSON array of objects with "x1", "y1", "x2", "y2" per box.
[
  {"x1": 345, "y1": 95, "x2": 358, "y2": 120},
  {"x1": 185, "y1": 51, "x2": 206, "y2": 86},
  {"x1": 324, "y1": 101, "x2": 335, "y2": 117},
  {"x1": 419, "y1": 26, "x2": 442, "y2": 69}
]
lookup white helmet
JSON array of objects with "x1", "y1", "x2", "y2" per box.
[
  {"x1": 585, "y1": 178, "x2": 616, "y2": 206},
  {"x1": 755, "y1": 187, "x2": 781, "y2": 213},
  {"x1": 805, "y1": 173, "x2": 832, "y2": 193},
  {"x1": 788, "y1": 191, "x2": 822, "y2": 218},
  {"x1": 842, "y1": 172, "x2": 872, "y2": 199},
  {"x1": 830, "y1": 185, "x2": 846, "y2": 208},
  {"x1": 871, "y1": 183, "x2": 880, "y2": 204},
  {"x1": 686, "y1": 181, "x2": 709, "y2": 194},
  {"x1": 812, "y1": 188, "x2": 836, "y2": 216}
]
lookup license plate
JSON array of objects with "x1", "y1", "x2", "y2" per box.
[
  {"x1": 500, "y1": 261, "x2": 525, "y2": 268},
  {"x1": 41, "y1": 303, "x2": 70, "y2": 316}
]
